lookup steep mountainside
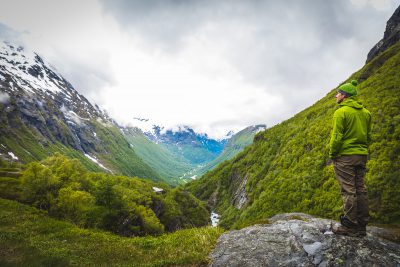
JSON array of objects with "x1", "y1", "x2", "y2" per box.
[
  {"x1": 186, "y1": 15, "x2": 400, "y2": 229},
  {"x1": 0, "y1": 42, "x2": 161, "y2": 182},
  {"x1": 194, "y1": 125, "x2": 266, "y2": 178},
  {"x1": 122, "y1": 126, "x2": 193, "y2": 185}
]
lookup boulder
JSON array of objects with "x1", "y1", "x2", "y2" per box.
[{"x1": 209, "y1": 213, "x2": 400, "y2": 267}]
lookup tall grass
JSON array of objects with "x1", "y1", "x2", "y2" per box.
[{"x1": 0, "y1": 198, "x2": 224, "y2": 267}]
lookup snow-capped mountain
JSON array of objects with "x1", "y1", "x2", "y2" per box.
[
  {"x1": 189, "y1": 124, "x2": 267, "y2": 178},
  {"x1": 125, "y1": 117, "x2": 266, "y2": 182},
  {"x1": 148, "y1": 125, "x2": 226, "y2": 162},
  {"x1": 131, "y1": 118, "x2": 227, "y2": 164},
  {"x1": 0, "y1": 40, "x2": 266, "y2": 185},
  {"x1": 0, "y1": 41, "x2": 161, "y2": 181},
  {"x1": 0, "y1": 42, "x2": 105, "y2": 120},
  {"x1": 130, "y1": 117, "x2": 228, "y2": 163}
]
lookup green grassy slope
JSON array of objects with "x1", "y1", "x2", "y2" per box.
[
  {"x1": 185, "y1": 41, "x2": 400, "y2": 229},
  {"x1": 123, "y1": 128, "x2": 193, "y2": 185},
  {"x1": 0, "y1": 198, "x2": 224, "y2": 267},
  {"x1": 90, "y1": 121, "x2": 162, "y2": 182}
]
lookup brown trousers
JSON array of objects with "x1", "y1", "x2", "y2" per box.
[{"x1": 333, "y1": 155, "x2": 369, "y2": 226}]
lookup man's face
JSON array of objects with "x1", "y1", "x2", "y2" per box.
[{"x1": 336, "y1": 91, "x2": 346, "y2": 103}]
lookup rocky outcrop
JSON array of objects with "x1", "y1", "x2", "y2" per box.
[
  {"x1": 209, "y1": 213, "x2": 400, "y2": 267},
  {"x1": 231, "y1": 173, "x2": 248, "y2": 210},
  {"x1": 367, "y1": 5, "x2": 400, "y2": 63}
]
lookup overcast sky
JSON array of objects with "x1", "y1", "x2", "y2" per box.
[{"x1": 0, "y1": 0, "x2": 398, "y2": 138}]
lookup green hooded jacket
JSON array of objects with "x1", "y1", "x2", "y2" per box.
[{"x1": 329, "y1": 97, "x2": 371, "y2": 158}]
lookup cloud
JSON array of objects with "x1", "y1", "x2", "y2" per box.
[
  {"x1": 99, "y1": 0, "x2": 220, "y2": 52},
  {"x1": 0, "y1": 0, "x2": 398, "y2": 138},
  {"x1": 0, "y1": 0, "x2": 117, "y2": 105},
  {"x1": 98, "y1": 1, "x2": 396, "y2": 129},
  {"x1": 0, "y1": 23, "x2": 21, "y2": 42},
  {"x1": 350, "y1": 0, "x2": 393, "y2": 10},
  {"x1": 98, "y1": 0, "x2": 395, "y2": 95}
]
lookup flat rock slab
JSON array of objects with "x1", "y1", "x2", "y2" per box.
[{"x1": 209, "y1": 213, "x2": 400, "y2": 267}]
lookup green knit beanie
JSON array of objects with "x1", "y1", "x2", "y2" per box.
[{"x1": 338, "y1": 80, "x2": 358, "y2": 96}]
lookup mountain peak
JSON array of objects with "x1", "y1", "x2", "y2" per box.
[
  {"x1": 0, "y1": 41, "x2": 107, "y2": 121},
  {"x1": 0, "y1": 41, "x2": 63, "y2": 94},
  {"x1": 366, "y1": 5, "x2": 400, "y2": 63}
]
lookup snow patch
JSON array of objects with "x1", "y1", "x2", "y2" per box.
[
  {"x1": 152, "y1": 187, "x2": 164, "y2": 193},
  {"x1": 84, "y1": 154, "x2": 112, "y2": 173},
  {"x1": 61, "y1": 106, "x2": 90, "y2": 125},
  {"x1": 8, "y1": 152, "x2": 18, "y2": 160}
]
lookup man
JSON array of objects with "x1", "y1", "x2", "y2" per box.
[{"x1": 329, "y1": 80, "x2": 372, "y2": 237}]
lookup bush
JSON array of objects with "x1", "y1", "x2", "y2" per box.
[
  {"x1": 21, "y1": 162, "x2": 60, "y2": 209},
  {"x1": 52, "y1": 187, "x2": 96, "y2": 227}
]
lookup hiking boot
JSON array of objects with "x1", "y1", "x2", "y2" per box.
[
  {"x1": 356, "y1": 225, "x2": 367, "y2": 237},
  {"x1": 331, "y1": 223, "x2": 360, "y2": 237},
  {"x1": 340, "y1": 215, "x2": 358, "y2": 228}
]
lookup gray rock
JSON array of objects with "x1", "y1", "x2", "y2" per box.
[
  {"x1": 367, "y1": 5, "x2": 400, "y2": 63},
  {"x1": 231, "y1": 174, "x2": 249, "y2": 210},
  {"x1": 209, "y1": 213, "x2": 400, "y2": 267}
]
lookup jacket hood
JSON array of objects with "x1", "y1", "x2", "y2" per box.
[{"x1": 339, "y1": 97, "x2": 364, "y2": 109}]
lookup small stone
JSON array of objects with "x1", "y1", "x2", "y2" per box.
[{"x1": 303, "y1": 241, "x2": 322, "y2": 256}]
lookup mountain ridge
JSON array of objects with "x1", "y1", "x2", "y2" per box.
[{"x1": 0, "y1": 41, "x2": 162, "y2": 182}]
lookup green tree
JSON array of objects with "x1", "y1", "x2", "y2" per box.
[
  {"x1": 53, "y1": 187, "x2": 96, "y2": 227},
  {"x1": 20, "y1": 162, "x2": 60, "y2": 209}
]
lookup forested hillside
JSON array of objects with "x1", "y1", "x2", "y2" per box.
[
  {"x1": 186, "y1": 40, "x2": 400, "y2": 229},
  {"x1": 0, "y1": 154, "x2": 210, "y2": 236}
]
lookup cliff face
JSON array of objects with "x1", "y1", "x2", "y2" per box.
[
  {"x1": 209, "y1": 213, "x2": 400, "y2": 267},
  {"x1": 367, "y1": 5, "x2": 400, "y2": 63}
]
